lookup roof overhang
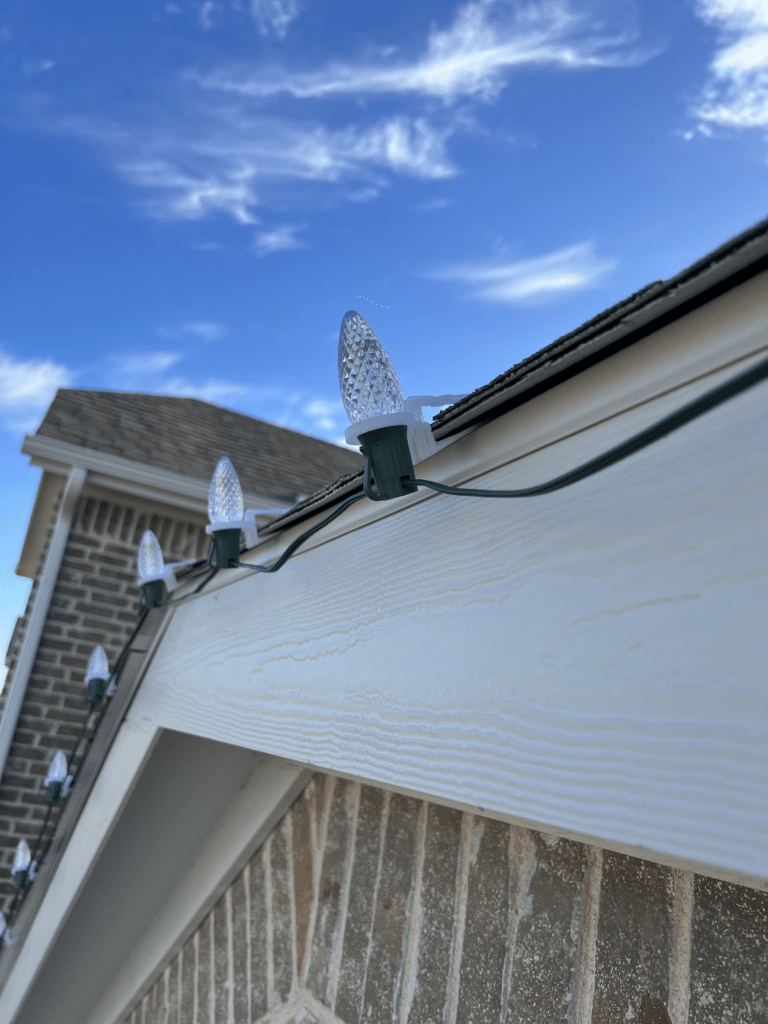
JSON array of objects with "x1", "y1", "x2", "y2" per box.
[{"x1": 17, "y1": 435, "x2": 293, "y2": 578}]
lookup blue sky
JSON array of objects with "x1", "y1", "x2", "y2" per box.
[{"x1": 1, "y1": 0, "x2": 767, "y2": 674}]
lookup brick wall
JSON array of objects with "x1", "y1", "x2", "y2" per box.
[
  {"x1": 121, "y1": 773, "x2": 767, "y2": 1024},
  {"x1": 0, "y1": 488, "x2": 210, "y2": 909}
]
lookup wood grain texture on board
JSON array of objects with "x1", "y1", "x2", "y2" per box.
[{"x1": 128, "y1": 348, "x2": 768, "y2": 889}]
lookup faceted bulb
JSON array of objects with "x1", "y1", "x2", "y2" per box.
[
  {"x1": 12, "y1": 839, "x2": 30, "y2": 875},
  {"x1": 208, "y1": 457, "x2": 244, "y2": 526},
  {"x1": 338, "y1": 311, "x2": 403, "y2": 424},
  {"x1": 86, "y1": 645, "x2": 109, "y2": 683},
  {"x1": 46, "y1": 750, "x2": 68, "y2": 785},
  {"x1": 138, "y1": 529, "x2": 164, "y2": 581}
]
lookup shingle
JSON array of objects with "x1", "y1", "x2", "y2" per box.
[{"x1": 35, "y1": 391, "x2": 362, "y2": 502}]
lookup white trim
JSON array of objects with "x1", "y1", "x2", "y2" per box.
[
  {"x1": 0, "y1": 467, "x2": 86, "y2": 786},
  {"x1": 21, "y1": 435, "x2": 290, "y2": 518},
  {"x1": 0, "y1": 723, "x2": 160, "y2": 1024}
]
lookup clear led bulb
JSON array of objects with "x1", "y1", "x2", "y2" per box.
[
  {"x1": 85, "y1": 645, "x2": 109, "y2": 683},
  {"x1": 12, "y1": 839, "x2": 30, "y2": 876},
  {"x1": 208, "y1": 457, "x2": 245, "y2": 528},
  {"x1": 338, "y1": 311, "x2": 403, "y2": 424},
  {"x1": 0, "y1": 911, "x2": 6, "y2": 938},
  {"x1": 45, "y1": 750, "x2": 68, "y2": 786},
  {"x1": 138, "y1": 530, "x2": 165, "y2": 582}
]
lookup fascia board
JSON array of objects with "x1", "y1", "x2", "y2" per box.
[{"x1": 20, "y1": 435, "x2": 291, "y2": 516}]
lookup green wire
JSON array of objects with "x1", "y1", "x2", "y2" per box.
[{"x1": 414, "y1": 352, "x2": 768, "y2": 499}]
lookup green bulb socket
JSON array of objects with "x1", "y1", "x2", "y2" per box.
[
  {"x1": 46, "y1": 781, "x2": 62, "y2": 806},
  {"x1": 359, "y1": 424, "x2": 417, "y2": 501},
  {"x1": 141, "y1": 579, "x2": 165, "y2": 608},
  {"x1": 13, "y1": 869, "x2": 27, "y2": 892},
  {"x1": 212, "y1": 528, "x2": 242, "y2": 568},
  {"x1": 86, "y1": 677, "x2": 107, "y2": 709}
]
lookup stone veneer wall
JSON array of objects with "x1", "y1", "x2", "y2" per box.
[
  {"x1": 0, "y1": 489, "x2": 209, "y2": 908},
  {"x1": 122, "y1": 774, "x2": 767, "y2": 1024}
]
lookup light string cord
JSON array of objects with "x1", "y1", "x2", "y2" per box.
[
  {"x1": 236, "y1": 492, "x2": 366, "y2": 571},
  {"x1": 3, "y1": 607, "x2": 152, "y2": 932},
  {"x1": 4, "y1": 351, "x2": 767, "y2": 935},
  {"x1": 410, "y1": 352, "x2": 768, "y2": 500}
]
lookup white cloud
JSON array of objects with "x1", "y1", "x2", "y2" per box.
[
  {"x1": 24, "y1": 59, "x2": 55, "y2": 76},
  {"x1": 0, "y1": 350, "x2": 71, "y2": 431},
  {"x1": 416, "y1": 197, "x2": 452, "y2": 211},
  {"x1": 118, "y1": 351, "x2": 183, "y2": 374},
  {"x1": 250, "y1": 0, "x2": 299, "y2": 38},
  {"x1": 199, "y1": 2, "x2": 219, "y2": 30},
  {"x1": 693, "y1": 0, "x2": 768, "y2": 128},
  {"x1": 117, "y1": 157, "x2": 259, "y2": 224},
  {"x1": 302, "y1": 397, "x2": 341, "y2": 433},
  {"x1": 157, "y1": 321, "x2": 225, "y2": 342},
  {"x1": 61, "y1": 113, "x2": 456, "y2": 223},
  {"x1": 427, "y1": 241, "x2": 614, "y2": 304},
  {"x1": 253, "y1": 224, "x2": 307, "y2": 255},
  {"x1": 198, "y1": 0, "x2": 650, "y2": 104},
  {"x1": 162, "y1": 377, "x2": 253, "y2": 402}
]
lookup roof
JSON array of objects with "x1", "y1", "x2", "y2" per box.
[
  {"x1": 35, "y1": 390, "x2": 362, "y2": 502},
  {"x1": 433, "y1": 214, "x2": 768, "y2": 437},
  {"x1": 263, "y1": 213, "x2": 768, "y2": 533}
]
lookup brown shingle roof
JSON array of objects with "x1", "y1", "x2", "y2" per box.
[{"x1": 36, "y1": 390, "x2": 362, "y2": 502}]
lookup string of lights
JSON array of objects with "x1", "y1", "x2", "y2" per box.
[{"x1": 3, "y1": 309, "x2": 766, "y2": 946}]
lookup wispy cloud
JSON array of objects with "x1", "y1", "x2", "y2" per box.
[
  {"x1": 158, "y1": 321, "x2": 225, "y2": 342},
  {"x1": 24, "y1": 59, "x2": 55, "y2": 76},
  {"x1": 692, "y1": 0, "x2": 768, "y2": 129},
  {"x1": 117, "y1": 351, "x2": 183, "y2": 374},
  {"x1": 0, "y1": 350, "x2": 72, "y2": 432},
  {"x1": 198, "y1": 2, "x2": 220, "y2": 31},
  {"x1": 250, "y1": 0, "x2": 300, "y2": 38},
  {"x1": 253, "y1": 223, "x2": 307, "y2": 255},
  {"x1": 416, "y1": 197, "x2": 452, "y2": 212},
  {"x1": 59, "y1": 112, "x2": 456, "y2": 223},
  {"x1": 427, "y1": 241, "x2": 614, "y2": 304},
  {"x1": 162, "y1": 376, "x2": 253, "y2": 402},
  {"x1": 38, "y1": 1, "x2": 648, "y2": 227},
  {"x1": 197, "y1": 0, "x2": 650, "y2": 104}
]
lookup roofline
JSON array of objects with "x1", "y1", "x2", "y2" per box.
[
  {"x1": 22, "y1": 435, "x2": 292, "y2": 518},
  {"x1": 258, "y1": 216, "x2": 768, "y2": 536},
  {"x1": 433, "y1": 216, "x2": 768, "y2": 437}
]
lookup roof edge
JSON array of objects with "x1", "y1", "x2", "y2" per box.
[
  {"x1": 22, "y1": 435, "x2": 292, "y2": 517},
  {"x1": 433, "y1": 216, "x2": 768, "y2": 437}
]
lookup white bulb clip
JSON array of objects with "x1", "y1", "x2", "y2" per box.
[
  {"x1": 137, "y1": 529, "x2": 193, "y2": 592},
  {"x1": 206, "y1": 457, "x2": 284, "y2": 548},
  {"x1": 338, "y1": 310, "x2": 467, "y2": 463}
]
